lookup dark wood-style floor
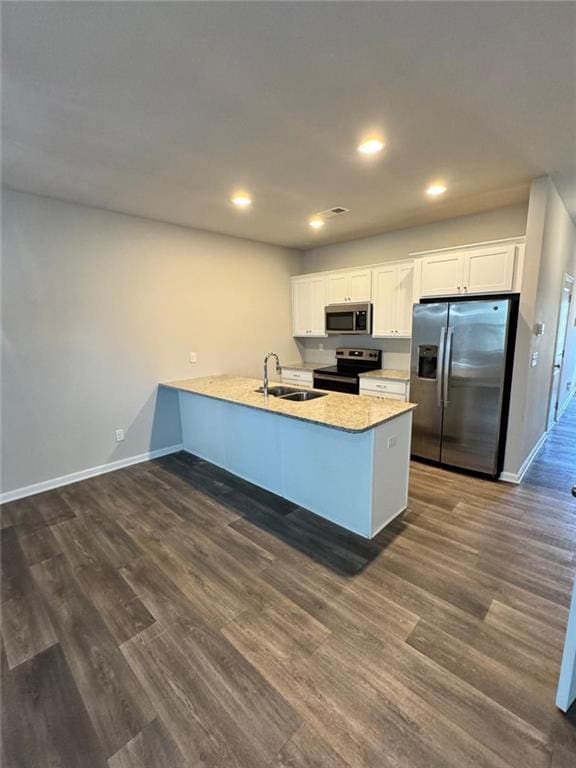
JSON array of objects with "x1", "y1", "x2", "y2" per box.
[{"x1": 2, "y1": 406, "x2": 576, "y2": 767}]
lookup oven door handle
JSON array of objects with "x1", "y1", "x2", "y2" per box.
[{"x1": 314, "y1": 373, "x2": 357, "y2": 385}]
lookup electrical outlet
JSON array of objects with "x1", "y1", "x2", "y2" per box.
[
  {"x1": 115, "y1": 428, "x2": 125, "y2": 442},
  {"x1": 387, "y1": 435, "x2": 398, "y2": 448},
  {"x1": 189, "y1": 351, "x2": 197, "y2": 363}
]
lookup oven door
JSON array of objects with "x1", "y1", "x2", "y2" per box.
[{"x1": 313, "y1": 372, "x2": 358, "y2": 395}]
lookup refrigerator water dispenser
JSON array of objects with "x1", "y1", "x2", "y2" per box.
[{"x1": 417, "y1": 345, "x2": 438, "y2": 379}]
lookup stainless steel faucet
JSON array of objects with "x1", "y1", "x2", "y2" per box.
[{"x1": 262, "y1": 352, "x2": 281, "y2": 396}]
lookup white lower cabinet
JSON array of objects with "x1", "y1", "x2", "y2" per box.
[
  {"x1": 281, "y1": 369, "x2": 313, "y2": 387},
  {"x1": 359, "y1": 378, "x2": 409, "y2": 401}
]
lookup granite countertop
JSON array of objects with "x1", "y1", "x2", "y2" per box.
[
  {"x1": 162, "y1": 375, "x2": 416, "y2": 433},
  {"x1": 281, "y1": 361, "x2": 319, "y2": 372},
  {"x1": 359, "y1": 369, "x2": 410, "y2": 382}
]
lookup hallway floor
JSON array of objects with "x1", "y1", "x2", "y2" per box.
[{"x1": 524, "y1": 395, "x2": 576, "y2": 494}]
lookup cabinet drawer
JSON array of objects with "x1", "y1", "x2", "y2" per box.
[
  {"x1": 361, "y1": 391, "x2": 407, "y2": 401},
  {"x1": 360, "y1": 379, "x2": 407, "y2": 396},
  {"x1": 281, "y1": 370, "x2": 313, "y2": 386}
]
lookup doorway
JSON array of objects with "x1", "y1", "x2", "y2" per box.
[{"x1": 548, "y1": 273, "x2": 575, "y2": 430}]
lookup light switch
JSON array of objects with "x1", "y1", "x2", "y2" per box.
[
  {"x1": 534, "y1": 322, "x2": 545, "y2": 336},
  {"x1": 189, "y1": 352, "x2": 197, "y2": 363}
]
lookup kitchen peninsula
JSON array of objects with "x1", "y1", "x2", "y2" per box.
[{"x1": 162, "y1": 375, "x2": 416, "y2": 538}]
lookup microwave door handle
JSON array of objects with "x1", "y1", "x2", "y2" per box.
[
  {"x1": 437, "y1": 327, "x2": 447, "y2": 407},
  {"x1": 443, "y1": 327, "x2": 454, "y2": 406}
]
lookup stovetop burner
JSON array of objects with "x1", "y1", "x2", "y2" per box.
[
  {"x1": 314, "y1": 347, "x2": 382, "y2": 375},
  {"x1": 313, "y1": 348, "x2": 382, "y2": 394}
]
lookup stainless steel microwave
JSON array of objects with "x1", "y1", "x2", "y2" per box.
[{"x1": 325, "y1": 303, "x2": 372, "y2": 335}]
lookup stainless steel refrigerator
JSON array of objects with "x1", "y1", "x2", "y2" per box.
[{"x1": 410, "y1": 296, "x2": 518, "y2": 478}]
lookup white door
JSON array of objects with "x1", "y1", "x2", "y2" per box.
[
  {"x1": 291, "y1": 278, "x2": 312, "y2": 337},
  {"x1": 309, "y1": 276, "x2": 327, "y2": 336},
  {"x1": 559, "y1": 278, "x2": 576, "y2": 411},
  {"x1": 372, "y1": 266, "x2": 397, "y2": 336},
  {"x1": 396, "y1": 263, "x2": 415, "y2": 336},
  {"x1": 548, "y1": 274, "x2": 574, "y2": 428},
  {"x1": 557, "y1": 577, "x2": 576, "y2": 712},
  {"x1": 419, "y1": 253, "x2": 464, "y2": 297},
  {"x1": 348, "y1": 270, "x2": 372, "y2": 302},
  {"x1": 463, "y1": 244, "x2": 516, "y2": 294},
  {"x1": 326, "y1": 273, "x2": 349, "y2": 304}
]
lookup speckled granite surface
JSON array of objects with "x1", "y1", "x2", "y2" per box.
[
  {"x1": 162, "y1": 375, "x2": 415, "y2": 433},
  {"x1": 359, "y1": 369, "x2": 410, "y2": 382}
]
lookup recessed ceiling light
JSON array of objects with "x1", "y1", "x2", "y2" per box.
[
  {"x1": 426, "y1": 184, "x2": 447, "y2": 197},
  {"x1": 309, "y1": 216, "x2": 325, "y2": 230},
  {"x1": 357, "y1": 137, "x2": 385, "y2": 156},
  {"x1": 230, "y1": 193, "x2": 252, "y2": 209}
]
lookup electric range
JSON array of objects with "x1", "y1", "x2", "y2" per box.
[{"x1": 313, "y1": 347, "x2": 382, "y2": 395}]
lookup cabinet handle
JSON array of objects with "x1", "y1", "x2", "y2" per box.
[{"x1": 457, "y1": 286, "x2": 461, "y2": 292}]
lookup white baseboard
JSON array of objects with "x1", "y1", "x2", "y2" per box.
[
  {"x1": 500, "y1": 431, "x2": 548, "y2": 484},
  {"x1": 0, "y1": 443, "x2": 184, "y2": 504}
]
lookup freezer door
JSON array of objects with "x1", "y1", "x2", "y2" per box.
[
  {"x1": 440, "y1": 299, "x2": 510, "y2": 475},
  {"x1": 410, "y1": 303, "x2": 449, "y2": 462}
]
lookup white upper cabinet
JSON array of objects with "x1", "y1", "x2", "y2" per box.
[
  {"x1": 372, "y1": 261, "x2": 414, "y2": 337},
  {"x1": 396, "y1": 262, "x2": 415, "y2": 336},
  {"x1": 326, "y1": 273, "x2": 348, "y2": 304},
  {"x1": 309, "y1": 276, "x2": 327, "y2": 336},
  {"x1": 326, "y1": 269, "x2": 371, "y2": 304},
  {"x1": 291, "y1": 238, "x2": 523, "y2": 340},
  {"x1": 291, "y1": 275, "x2": 326, "y2": 337},
  {"x1": 348, "y1": 269, "x2": 372, "y2": 302},
  {"x1": 419, "y1": 252, "x2": 464, "y2": 297},
  {"x1": 417, "y1": 241, "x2": 519, "y2": 298},
  {"x1": 463, "y1": 243, "x2": 516, "y2": 294}
]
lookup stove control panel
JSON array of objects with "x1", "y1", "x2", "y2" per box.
[{"x1": 335, "y1": 347, "x2": 381, "y2": 362}]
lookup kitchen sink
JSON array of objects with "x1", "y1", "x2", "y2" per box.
[
  {"x1": 255, "y1": 386, "x2": 301, "y2": 397},
  {"x1": 280, "y1": 391, "x2": 328, "y2": 402}
]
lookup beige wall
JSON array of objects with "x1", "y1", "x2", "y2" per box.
[
  {"x1": 301, "y1": 203, "x2": 528, "y2": 274},
  {"x1": 504, "y1": 178, "x2": 576, "y2": 476},
  {"x1": 1, "y1": 190, "x2": 302, "y2": 494}
]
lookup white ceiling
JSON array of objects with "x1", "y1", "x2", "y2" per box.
[{"x1": 3, "y1": 2, "x2": 575, "y2": 249}]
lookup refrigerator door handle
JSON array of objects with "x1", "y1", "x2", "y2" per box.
[
  {"x1": 437, "y1": 326, "x2": 447, "y2": 407},
  {"x1": 443, "y1": 327, "x2": 454, "y2": 406}
]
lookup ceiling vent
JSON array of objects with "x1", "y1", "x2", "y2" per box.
[{"x1": 317, "y1": 206, "x2": 350, "y2": 219}]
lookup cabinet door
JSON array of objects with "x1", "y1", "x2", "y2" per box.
[
  {"x1": 348, "y1": 270, "x2": 372, "y2": 302},
  {"x1": 291, "y1": 279, "x2": 312, "y2": 336},
  {"x1": 396, "y1": 263, "x2": 414, "y2": 336},
  {"x1": 309, "y1": 276, "x2": 327, "y2": 336},
  {"x1": 419, "y1": 253, "x2": 464, "y2": 297},
  {"x1": 372, "y1": 266, "x2": 397, "y2": 337},
  {"x1": 463, "y1": 244, "x2": 516, "y2": 294},
  {"x1": 326, "y1": 273, "x2": 349, "y2": 304}
]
